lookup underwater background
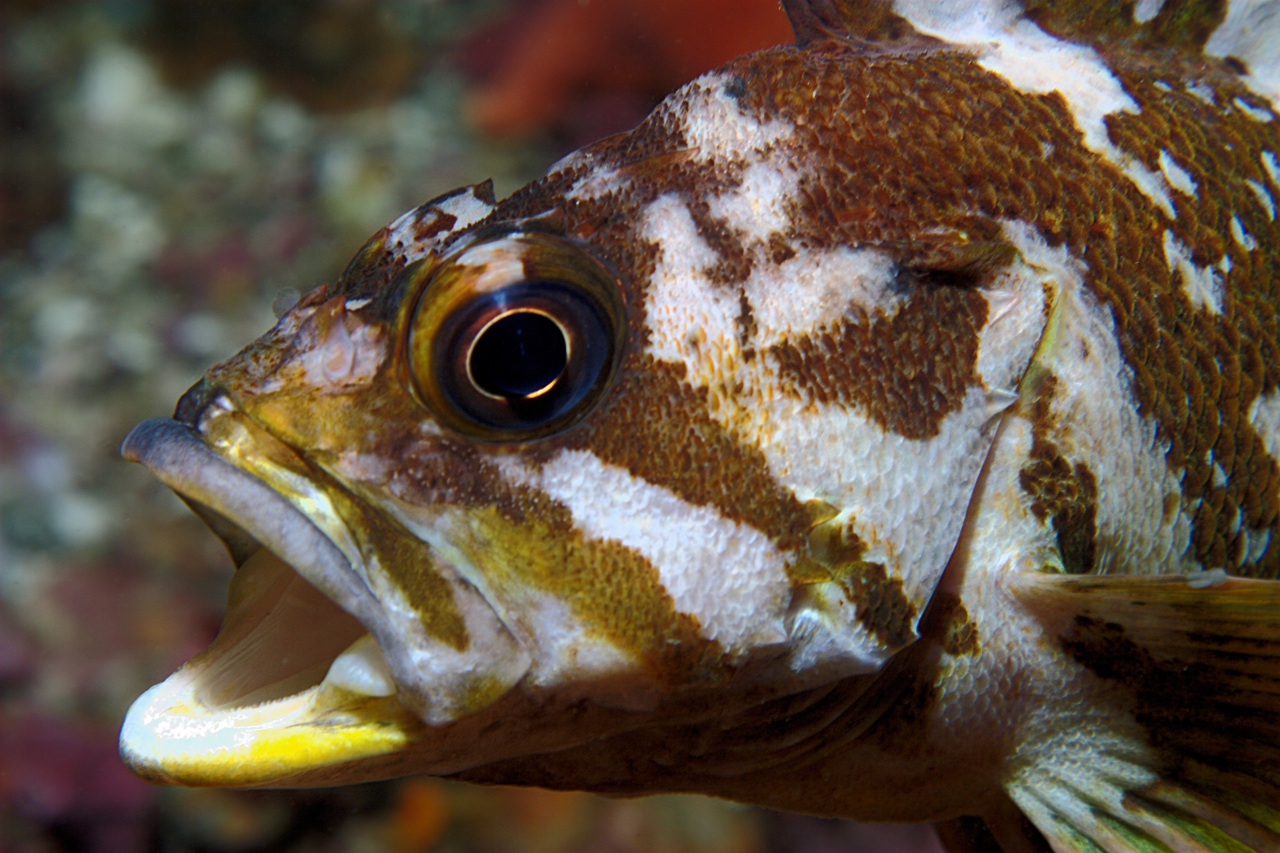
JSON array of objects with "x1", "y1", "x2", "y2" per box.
[{"x1": 0, "y1": 2, "x2": 943, "y2": 850}]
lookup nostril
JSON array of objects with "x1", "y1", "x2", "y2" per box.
[{"x1": 174, "y1": 378, "x2": 217, "y2": 426}]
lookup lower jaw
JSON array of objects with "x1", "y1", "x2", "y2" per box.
[{"x1": 118, "y1": 549, "x2": 425, "y2": 787}]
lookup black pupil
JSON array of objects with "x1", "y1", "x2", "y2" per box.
[{"x1": 470, "y1": 310, "x2": 567, "y2": 398}]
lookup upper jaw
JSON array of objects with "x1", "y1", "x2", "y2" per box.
[{"x1": 117, "y1": 414, "x2": 531, "y2": 786}]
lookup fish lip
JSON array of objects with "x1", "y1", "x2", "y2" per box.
[
  {"x1": 119, "y1": 417, "x2": 433, "y2": 785},
  {"x1": 120, "y1": 417, "x2": 383, "y2": 630}
]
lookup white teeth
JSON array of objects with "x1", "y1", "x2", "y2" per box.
[{"x1": 323, "y1": 634, "x2": 396, "y2": 697}]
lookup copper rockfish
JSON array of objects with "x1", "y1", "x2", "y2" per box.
[{"x1": 120, "y1": 0, "x2": 1280, "y2": 849}]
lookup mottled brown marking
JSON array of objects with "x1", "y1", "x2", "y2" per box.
[
  {"x1": 709, "y1": 41, "x2": 1277, "y2": 575},
  {"x1": 768, "y1": 231, "x2": 796, "y2": 264},
  {"x1": 736, "y1": 288, "x2": 758, "y2": 360},
  {"x1": 806, "y1": 514, "x2": 917, "y2": 648},
  {"x1": 1019, "y1": 376, "x2": 1101, "y2": 575},
  {"x1": 770, "y1": 282, "x2": 989, "y2": 440},
  {"x1": 1019, "y1": 450, "x2": 1099, "y2": 575},
  {"x1": 1100, "y1": 62, "x2": 1280, "y2": 576},
  {"x1": 688, "y1": 196, "x2": 754, "y2": 287},
  {"x1": 1022, "y1": 0, "x2": 1229, "y2": 50}
]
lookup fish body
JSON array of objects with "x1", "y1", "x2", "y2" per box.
[{"x1": 120, "y1": 1, "x2": 1280, "y2": 849}]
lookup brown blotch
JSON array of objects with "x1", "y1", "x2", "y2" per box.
[
  {"x1": 770, "y1": 281, "x2": 989, "y2": 440},
  {"x1": 932, "y1": 591, "x2": 980, "y2": 656},
  {"x1": 843, "y1": 561, "x2": 917, "y2": 649},
  {"x1": 1019, "y1": 453, "x2": 1099, "y2": 575}
]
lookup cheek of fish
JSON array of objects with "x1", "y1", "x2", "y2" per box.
[{"x1": 118, "y1": 1, "x2": 1280, "y2": 852}]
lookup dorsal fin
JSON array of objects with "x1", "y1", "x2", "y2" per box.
[{"x1": 779, "y1": 0, "x2": 928, "y2": 48}]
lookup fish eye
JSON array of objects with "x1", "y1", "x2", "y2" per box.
[{"x1": 404, "y1": 230, "x2": 626, "y2": 442}]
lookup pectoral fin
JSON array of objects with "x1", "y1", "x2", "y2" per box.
[{"x1": 1002, "y1": 571, "x2": 1280, "y2": 853}]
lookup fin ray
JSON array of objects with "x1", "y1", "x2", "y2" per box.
[{"x1": 1003, "y1": 572, "x2": 1280, "y2": 852}]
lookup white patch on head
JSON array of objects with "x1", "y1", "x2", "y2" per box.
[
  {"x1": 708, "y1": 158, "x2": 800, "y2": 243},
  {"x1": 679, "y1": 73, "x2": 795, "y2": 165},
  {"x1": 892, "y1": 0, "x2": 1176, "y2": 219},
  {"x1": 642, "y1": 195, "x2": 741, "y2": 380},
  {"x1": 1234, "y1": 96, "x2": 1276, "y2": 122},
  {"x1": 1230, "y1": 213, "x2": 1258, "y2": 250},
  {"x1": 301, "y1": 315, "x2": 385, "y2": 387},
  {"x1": 344, "y1": 297, "x2": 371, "y2": 312},
  {"x1": 535, "y1": 450, "x2": 791, "y2": 656},
  {"x1": 1157, "y1": 150, "x2": 1198, "y2": 197},
  {"x1": 321, "y1": 536, "x2": 532, "y2": 725},
  {"x1": 1162, "y1": 230, "x2": 1225, "y2": 314},
  {"x1": 1264, "y1": 151, "x2": 1280, "y2": 189},
  {"x1": 1245, "y1": 178, "x2": 1277, "y2": 220},
  {"x1": 481, "y1": 583, "x2": 646, "y2": 705},
  {"x1": 1133, "y1": 0, "x2": 1165, "y2": 22},
  {"x1": 385, "y1": 184, "x2": 495, "y2": 265},
  {"x1": 745, "y1": 245, "x2": 899, "y2": 347},
  {"x1": 1204, "y1": 0, "x2": 1280, "y2": 110}
]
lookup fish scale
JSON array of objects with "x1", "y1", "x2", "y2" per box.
[{"x1": 117, "y1": 1, "x2": 1280, "y2": 851}]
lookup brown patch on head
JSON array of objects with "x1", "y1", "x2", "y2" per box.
[
  {"x1": 331, "y1": 484, "x2": 469, "y2": 651},
  {"x1": 687, "y1": 196, "x2": 754, "y2": 287},
  {"x1": 564, "y1": 355, "x2": 814, "y2": 551},
  {"x1": 770, "y1": 280, "x2": 989, "y2": 440},
  {"x1": 457, "y1": 505, "x2": 723, "y2": 684}
]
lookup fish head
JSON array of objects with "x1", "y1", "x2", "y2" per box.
[{"x1": 119, "y1": 36, "x2": 1050, "y2": 794}]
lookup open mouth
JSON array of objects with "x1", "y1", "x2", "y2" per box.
[{"x1": 118, "y1": 418, "x2": 425, "y2": 787}]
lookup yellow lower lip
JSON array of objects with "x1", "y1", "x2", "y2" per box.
[
  {"x1": 118, "y1": 548, "x2": 427, "y2": 788},
  {"x1": 120, "y1": 671, "x2": 423, "y2": 787}
]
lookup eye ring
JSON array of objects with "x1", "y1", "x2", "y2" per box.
[
  {"x1": 402, "y1": 229, "x2": 626, "y2": 442},
  {"x1": 465, "y1": 308, "x2": 569, "y2": 401}
]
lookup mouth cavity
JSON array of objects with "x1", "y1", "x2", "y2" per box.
[
  {"x1": 198, "y1": 547, "x2": 394, "y2": 710},
  {"x1": 118, "y1": 418, "x2": 421, "y2": 786}
]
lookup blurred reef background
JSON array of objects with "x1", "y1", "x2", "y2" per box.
[{"x1": 0, "y1": 1, "x2": 943, "y2": 851}]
